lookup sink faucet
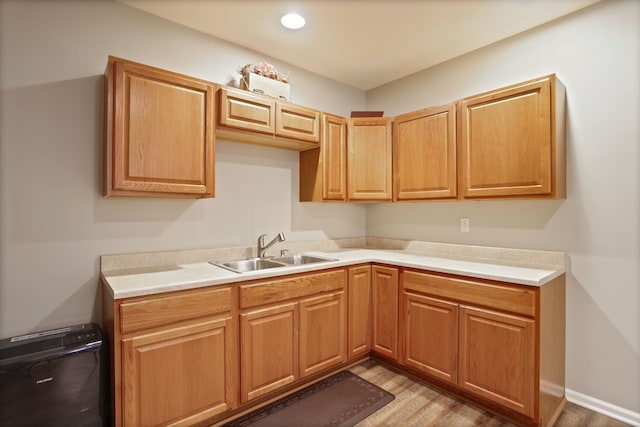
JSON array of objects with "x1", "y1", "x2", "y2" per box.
[{"x1": 257, "y1": 232, "x2": 286, "y2": 258}]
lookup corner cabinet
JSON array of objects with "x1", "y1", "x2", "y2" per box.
[
  {"x1": 217, "y1": 87, "x2": 321, "y2": 150},
  {"x1": 393, "y1": 103, "x2": 457, "y2": 200},
  {"x1": 104, "y1": 56, "x2": 215, "y2": 198},
  {"x1": 103, "y1": 286, "x2": 237, "y2": 427},
  {"x1": 347, "y1": 265, "x2": 372, "y2": 359},
  {"x1": 459, "y1": 74, "x2": 566, "y2": 199},
  {"x1": 347, "y1": 118, "x2": 394, "y2": 201},
  {"x1": 371, "y1": 265, "x2": 399, "y2": 360}
]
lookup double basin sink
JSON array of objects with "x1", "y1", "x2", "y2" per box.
[{"x1": 211, "y1": 253, "x2": 338, "y2": 274}]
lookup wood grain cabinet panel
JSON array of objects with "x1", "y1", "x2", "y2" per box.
[
  {"x1": 299, "y1": 292, "x2": 346, "y2": 377},
  {"x1": 347, "y1": 265, "x2": 372, "y2": 359},
  {"x1": 393, "y1": 104, "x2": 457, "y2": 200},
  {"x1": 403, "y1": 292, "x2": 458, "y2": 383},
  {"x1": 218, "y1": 87, "x2": 275, "y2": 134},
  {"x1": 399, "y1": 269, "x2": 565, "y2": 426},
  {"x1": 240, "y1": 302, "x2": 298, "y2": 402},
  {"x1": 347, "y1": 118, "x2": 393, "y2": 201},
  {"x1": 105, "y1": 56, "x2": 215, "y2": 198},
  {"x1": 371, "y1": 265, "x2": 399, "y2": 360},
  {"x1": 121, "y1": 317, "x2": 234, "y2": 426},
  {"x1": 459, "y1": 306, "x2": 535, "y2": 418},
  {"x1": 299, "y1": 113, "x2": 348, "y2": 202},
  {"x1": 459, "y1": 74, "x2": 565, "y2": 199},
  {"x1": 276, "y1": 103, "x2": 321, "y2": 142},
  {"x1": 217, "y1": 87, "x2": 320, "y2": 150}
]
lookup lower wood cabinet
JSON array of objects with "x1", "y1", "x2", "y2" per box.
[
  {"x1": 122, "y1": 317, "x2": 234, "y2": 426},
  {"x1": 347, "y1": 265, "x2": 372, "y2": 359},
  {"x1": 371, "y1": 265, "x2": 399, "y2": 360},
  {"x1": 240, "y1": 302, "x2": 298, "y2": 402},
  {"x1": 103, "y1": 285, "x2": 237, "y2": 427},
  {"x1": 103, "y1": 263, "x2": 564, "y2": 427},
  {"x1": 403, "y1": 292, "x2": 458, "y2": 383},
  {"x1": 299, "y1": 292, "x2": 346, "y2": 377},
  {"x1": 400, "y1": 269, "x2": 565, "y2": 426},
  {"x1": 459, "y1": 305, "x2": 535, "y2": 417},
  {"x1": 238, "y1": 269, "x2": 347, "y2": 403}
]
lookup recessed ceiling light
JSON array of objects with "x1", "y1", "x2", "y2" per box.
[{"x1": 281, "y1": 13, "x2": 305, "y2": 29}]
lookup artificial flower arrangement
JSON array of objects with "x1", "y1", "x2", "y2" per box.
[
  {"x1": 239, "y1": 61, "x2": 291, "y2": 100},
  {"x1": 239, "y1": 62, "x2": 289, "y2": 83}
]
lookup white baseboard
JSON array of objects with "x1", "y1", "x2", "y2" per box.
[{"x1": 566, "y1": 388, "x2": 640, "y2": 427}]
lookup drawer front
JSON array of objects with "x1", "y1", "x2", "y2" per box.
[
  {"x1": 403, "y1": 270, "x2": 536, "y2": 317},
  {"x1": 240, "y1": 269, "x2": 346, "y2": 309},
  {"x1": 275, "y1": 103, "x2": 320, "y2": 143},
  {"x1": 218, "y1": 87, "x2": 275, "y2": 134},
  {"x1": 120, "y1": 286, "x2": 231, "y2": 334}
]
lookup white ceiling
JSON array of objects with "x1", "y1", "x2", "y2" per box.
[{"x1": 118, "y1": 0, "x2": 601, "y2": 91}]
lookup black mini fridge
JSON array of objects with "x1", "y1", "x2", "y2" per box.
[{"x1": 0, "y1": 323, "x2": 105, "y2": 426}]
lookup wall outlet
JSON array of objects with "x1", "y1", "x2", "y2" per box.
[{"x1": 460, "y1": 217, "x2": 470, "y2": 232}]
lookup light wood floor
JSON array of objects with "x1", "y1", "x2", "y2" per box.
[{"x1": 349, "y1": 360, "x2": 630, "y2": 427}]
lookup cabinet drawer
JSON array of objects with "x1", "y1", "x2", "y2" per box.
[
  {"x1": 120, "y1": 286, "x2": 231, "y2": 334},
  {"x1": 240, "y1": 269, "x2": 346, "y2": 309},
  {"x1": 218, "y1": 87, "x2": 275, "y2": 134},
  {"x1": 275, "y1": 103, "x2": 320, "y2": 142},
  {"x1": 403, "y1": 270, "x2": 536, "y2": 317}
]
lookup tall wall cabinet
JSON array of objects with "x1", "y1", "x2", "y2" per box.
[{"x1": 104, "y1": 56, "x2": 215, "y2": 198}]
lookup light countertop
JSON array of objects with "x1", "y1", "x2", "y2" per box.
[{"x1": 101, "y1": 247, "x2": 565, "y2": 299}]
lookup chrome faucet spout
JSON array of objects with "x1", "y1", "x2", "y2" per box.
[{"x1": 257, "y1": 232, "x2": 286, "y2": 258}]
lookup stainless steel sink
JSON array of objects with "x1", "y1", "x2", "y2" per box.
[
  {"x1": 210, "y1": 253, "x2": 338, "y2": 273},
  {"x1": 272, "y1": 254, "x2": 338, "y2": 265},
  {"x1": 211, "y1": 258, "x2": 287, "y2": 274}
]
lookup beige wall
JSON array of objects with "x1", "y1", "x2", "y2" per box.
[
  {"x1": 0, "y1": 0, "x2": 366, "y2": 337},
  {"x1": 366, "y1": 0, "x2": 639, "y2": 416}
]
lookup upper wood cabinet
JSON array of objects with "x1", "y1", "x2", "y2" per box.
[
  {"x1": 217, "y1": 87, "x2": 321, "y2": 150},
  {"x1": 459, "y1": 74, "x2": 566, "y2": 199},
  {"x1": 393, "y1": 104, "x2": 457, "y2": 200},
  {"x1": 300, "y1": 113, "x2": 347, "y2": 202},
  {"x1": 347, "y1": 118, "x2": 393, "y2": 201},
  {"x1": 104, "y1": 56, "x2": 215, "y2": 198}
]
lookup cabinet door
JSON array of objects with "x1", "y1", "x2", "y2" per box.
[
  {"x1": 459, "y1": 306, "x2": 535, "y2": 417},
  {"x1": 105, "y1": 57, "x2": 215, "y2": 198},
  {"x1": 121, "y1": 317, "x2": 233, "y2": 426},
  {"x1": 348, "y1": 265, "x2": 372, "y2": 359},
  {"x1": 394, "y1": 104, "x2": 457, "y2": 200},
  {"x1": 240, "y1": 302, "x2": 298, "y2": 402},
  {"x1": 403, "y1": 292, "x2": 458, "y2": 384},
  {"x1": 299, "y1": 292, "x2": 346, "y2": 377},
  {"x1": 299, "y1": 114, "x2": 347, "y2": 202},
  {"x1": 218, "y1": 87, "x2": 275, "y2": 134},
  {"x1": 323, "y1": 114, "x2": 348, "y2": 200},
  {"x1": 276, "y1": 103, "x2": 321, "y2": 143},
  {"x1": 371, "y1": 265, "x2": 399, "y2": 360},
  {"x1": 459, "y1": 75, "x2": 555, "y2": 198},
  {"x1": 347, "y1": 118, "x2": 393, "y2": 201}
]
